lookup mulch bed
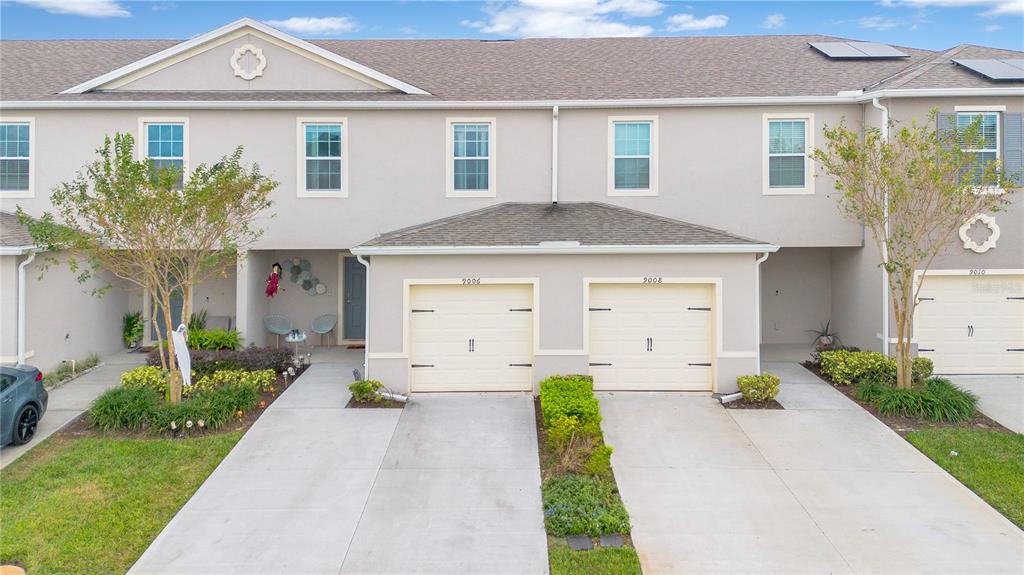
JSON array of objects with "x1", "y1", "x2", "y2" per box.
[
  {"x1": 345, "y1": 397, "x2": 405, "y2": 409},
  {"x1": 59, "y1": 366, "x2": 309, "y2": 441},
  {"x1": 723, "y1": 398, "x2": 784, "y2": 410},
  {"x1": 800, "y1": 362, "x2": 1013, "y2": 436}
]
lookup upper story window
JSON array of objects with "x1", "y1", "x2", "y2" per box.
[
  {"x1": 447, "y1": 118, "x2": 495, "y2": 197},
  {"x1": 141, "y1": 118, "x2": 187, "y2": 188},
  {"x1": 763, "y1": 113, "x2": 814, "y2": 195},
  {"x1": 608, "y1": 117, "x2": 657, "y2": 196},
  {"x1": 297, "y1": 119, "x2": 346, "y2": 198},
  {"x1": 0, "y1": 119, "x2": 33, "y2": 197},
  {"x1": 956, "y1": 111, "x2": 999, "y2": 184}
]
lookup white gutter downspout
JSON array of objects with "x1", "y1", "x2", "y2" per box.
[
  {"x1": 755, "y1": 251, "x2": 771, "y2": 375},
  {"x1": 355, "y1": 255, "x2": 370, "y2": 378},
  {"x1": 17, "y1": 250, "x2": 38, "y2": 365},
  {"x1": 872, "y1": 97, "x2": 890, "y2": 356},
  {"x1": 551, "y1": 105, "x2": 559, "y2": 204}
]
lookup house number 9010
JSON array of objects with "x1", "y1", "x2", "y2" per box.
[
  {"x1": 969, "y1": 269, "x2": 986, "y2": 276},
  {"x1": 642, "y1": 277, "x2": 664, "y2": 284}
]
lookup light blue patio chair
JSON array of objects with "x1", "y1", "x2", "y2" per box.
[
  {"x1": 312, "y1": 314, "x2": 338, "y2": 347},
  {"x1": 263, "y1": 315, "x2": 292, "y2": 347}
]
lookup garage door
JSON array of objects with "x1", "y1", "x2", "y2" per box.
[
  {"x1": 915, "y1": 274, "x2": 1024, "y2": 374},
  {"x1": 589, "y1": 283, "x2": 713, "y2": 391},
  {"x1": 409, "y1": 284, "x2": 533, "y2": 392}
]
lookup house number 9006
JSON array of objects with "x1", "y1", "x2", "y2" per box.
[
  {"x1": 642, "y1": 277, "x2": 664, "y2": 284},
  {"x1": 462, "y1": 278, "x2": 482, "y2": 284}
]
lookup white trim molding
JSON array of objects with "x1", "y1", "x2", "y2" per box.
[
  {"x1": 352, "y1": 243, "x2": 780, "y2": 256},
  {"x1": 445, "y1": 117, "x2": 496, "y2": 198},
  {"x1": 762, "y1": 112, "x2": 815, "y2": 196},
  {"x1": 954, "y1": 105, "x2": 1007, "y2": 112},
  {"x1": 137, "y1": 116, "x2": 190, "y2": 184},
  {"x1": 60, "y1": 18, "x2": 429, "y2": 96},
  {"x1": 608, "y1": 115, "x2": 658, "y2": 197},
  {"x1": 296, "y1": 117, "x2": 348, "y2": 198},
  {"x1": 959, "y1": 213, "x2": 1000, "y2": 253},
  {"x1": 0, "y1": 116, "x2": 35, "y2": 198}
]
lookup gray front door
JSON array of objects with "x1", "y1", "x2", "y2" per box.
[
  {"x1": 151, "y1": 282, "x2": 184, "y2": 341},
  {"x1": 343, "y1": 257, "x2": 366, "y2": 340}
]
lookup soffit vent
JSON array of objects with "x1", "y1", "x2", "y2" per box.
[
  {"x1": 809, "y1": 41, "x2": 909, "y2": 60},
  {"x1": 952, "y1": 59, "x2": 1024, "y2": 81}
]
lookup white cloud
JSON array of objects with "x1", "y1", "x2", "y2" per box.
[
  {"x1": 858, "y1": 15, "x2": 901, "y2": 29},
  {"x1": 264, "y1": 16, "x2": 358, "y2": 36},
  {"x1": 879, "y1": 0, "x2": 1023, "y2": 16},
  {"x1": 399, "y1": 26, "x2": 417, "y2": 34},
  {"x1": 984, "y1": 23, "x2": 1004, "y2": 30},
  {"x1": 761, "y1": 13, "x2": 785, "y2": 29},
  {"x1": 461, "y1": 0, "x2": 666, "y2": 38},
  {"x1": 13, "y1": 0, "x2": 128, "y2": 17},
  {"x1": 665, "y1": 13, "x2": 728, "y2": 31}
]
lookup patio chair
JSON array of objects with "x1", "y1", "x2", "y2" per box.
[
  {"x1": 312, "y1": 314, "x2": 338, "y2": 346},
  {"x1": 263, "y1": 315, "x2": 292, "y2": 347}
]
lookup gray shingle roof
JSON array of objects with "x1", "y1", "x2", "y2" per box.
[
  {"x1": 1, "y1": 211, "x2": 34, "y2": 248},
  {"x1": 869, "y1": 44, "x2": 1024, "y2": 91},
  {"x1": 5, "y1": 35, "x2": 1018, "y2": 102},
  {"x1": 358, "y1": 202, "x2": 768, "y2": 248}
]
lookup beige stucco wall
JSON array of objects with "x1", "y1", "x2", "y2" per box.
[
  {"x1": 0, "y1": 256, "x2": 18, "y2": 361},
  {"x1": 264, "y1": 250, "x2": 340, "y2": 341},
  {"x1": 830, "y1": 245, "x2": 886, "y2": 353},
  {"x1": 365, "y1": 252, "x2": 762, "y2": 394},
  {"x1": 760, "y1": 248, "x2": 833, "y2": 345}
]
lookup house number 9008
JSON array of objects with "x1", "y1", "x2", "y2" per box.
[{"x1": 642, "y1": 277, "x2": 664, "y2": 284}]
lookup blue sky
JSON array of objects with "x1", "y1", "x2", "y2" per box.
[{"x1": 1, "y1": 1, "x2": 1021, "y2": 51}]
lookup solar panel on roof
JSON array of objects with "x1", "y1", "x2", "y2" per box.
[
  {"x1": 953, "y1": 58, "x2": 1024, "y2": 81},
  {"x1": 809, "y1": 41, "x2": 909, "y2": 59}
]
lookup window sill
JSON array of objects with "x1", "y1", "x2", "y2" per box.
[
  {"x1": 447, "y1": 190, "x2": 496, "y2": 198},
  {"x1": 763, "y1": 187, "x2": 814, "y2": 196},
  {"x1": 608, "y1": 188, "x2": 657, "y2": 197},
  {"x1": 0, "y1": 190, "x2": 34, "y2": 199},
  {"x1": 297, "y1": 190, "x2": 347, "y2": 198}
]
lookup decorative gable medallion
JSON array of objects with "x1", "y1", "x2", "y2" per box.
[
  {"x1": 230, "y1": 43, "x2": 267, "y2": 80},
  {"x1": 959, "y1": 213, "x2": 1000, "y2": 253}
]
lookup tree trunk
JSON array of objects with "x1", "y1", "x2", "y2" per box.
[
  {"x1": 160, "y1": 292, "x2": 182, "y2": 404},
  {"x1": 151, "y1": 297, "x2": 167, "y2": 370}
]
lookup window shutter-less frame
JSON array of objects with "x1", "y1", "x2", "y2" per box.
[
  {"x1": 937, "y1": 113, "x2": 956, "y2": 149},
  {"x1": 1003, "y1": 113, "x2": 1023, "y2": 186}
]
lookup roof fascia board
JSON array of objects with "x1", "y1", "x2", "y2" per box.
[
  {"x1": 351, "y1": 244, "x2": 781, "y2": 256},
  {"x1": 11, "y1": 87, "x2": 1022, "y2": 111},
  {"x1": 59, "y1": 17, "x2": 430, "y2": 96},
  {"x1": 0, "y1": 245, "x2": 37, "y2": 256}
]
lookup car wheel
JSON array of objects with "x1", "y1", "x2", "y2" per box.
[{"x1": 12, "y1": 405, "x2": 39, "y2": 445}]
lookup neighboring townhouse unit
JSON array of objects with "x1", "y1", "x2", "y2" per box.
[{"x1": 0, "y1": 18, "x2": 1021, "y2": 392}]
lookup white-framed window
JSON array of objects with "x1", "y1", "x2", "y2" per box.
[
  {"x1": 608, "y1": 116, "x2": 657, "y2": 196},
  {"x1": 955, "y1": 111, "x2": 1000, "y2": 185},
  {"x1": 139, "y1": 117, "x2": 188, "y2": 188},
  {"x1": 297, "y1": 117, "x2": 347, "y2": 198},
  {"x1": 0, "y1": 117, "x2": 34, "y2": 197},
  {"x1": 763, "y1": 113, "x2": 814, "y2": 195},
  {"x1": 446, "y1": 118, "x2": 495, "y2": 197}
]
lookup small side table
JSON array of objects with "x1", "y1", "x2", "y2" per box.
[{"x1": 284, "y1": 331, "x2": 308, "y2": 358}]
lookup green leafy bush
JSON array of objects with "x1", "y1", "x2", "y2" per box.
[
  {"x1": 875, "y1": 387, "x2": 925, "y2": 417},
  {"x1": 122, "y1": 311, "x2": 143, "y2": 347},
  {"x1": 873, "y1": 377, "x2": 977, "y2": 423},
  {"x1": 349, "y1": 380, "x2": 383, "y2": 403},
  {"x1": 854, "y1": 378, "x2": 890, "y2": 403},
  {"x1": 913, "y1": 357, "x2": 934, "y2": 381},
  {"x1": 42, "y1": 353, "x2": 102, "y2": 388},
  {"x1": 539, "y1": 375, "x2": 601, "y2": 428},
  {"x1": 194, "y1": 369, "x2": 276, "y2": 393},
  {"x1": 147, "y1": 345, "x2": 293, "y2": 377},
  {"x1": 542, "y1": 474, "x2": 631, "y2": 536},
  {"x1": 89, "y1": 387, "x2": 163, "y2": 431},
  {"x1": 820, "y1": 350, "x2": 937, "y2": 386},
  {"x1": 736, "y1": 373, "x2": 780, "y2": 402},
  {"x1": 186, "y1": 328, "x2": 242, "y2": 351},
  {"x1": 120, "y1": 366, "x2": 168, "y2": 397},
  {"x1": 584, "y1": 445, "x2": 614, "y2": 477}
]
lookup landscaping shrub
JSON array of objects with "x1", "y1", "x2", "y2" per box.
[
  {"x1": 875, "y1": 387, "x2": 925, "y2": 417},
  {"x1": 147, "y1": 345, "x2": 293, "y2": 377},
  {"x1": 584, "y1": 445, "x2": 614, "y2": 477},
  {"x1": 42, "y1": 353, "x2": 102, "y2": 388},
  {"x1": 194, "y1": 369, "x2": 276, "y2": 394},
  {"x1": 854, "y1": 378, "x2": 889, "y2": 403},
  {"x1": 186, "y1": 328, "x2": 242, "y2": 351},
  {"x1": 736, "y1": 373, "x2": 780, "y2": 402},
  {"x1": 913, "y1": 357, "x2": 934, "y2": 381},
  {"x1": 873, "y1": 377, "x2": 977, "y2": 423},
  {"x1": 89, "y1": 388, "x2": 163, "y2": 431},
  {"x1": 120, "y1": 366, "x2": 168, "y2": 397},
  {"x1": 542, "y1": 474, "x2": 631, "y2": 537},
  {"x1": 539, "y1": 375, "x2": 601, "y2": 428},
  {"x1": 820, "y1": 350, "x2": 937, "y2": 386},
  {"x1": 349, "y1": 380, "x2": 383, "y2": 403}
]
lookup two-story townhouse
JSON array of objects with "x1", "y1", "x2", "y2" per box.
[{"x1": 1, "y1": 18, "x2": 1021, "y2": 393}]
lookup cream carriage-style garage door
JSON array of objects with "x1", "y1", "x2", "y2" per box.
[
  {"x1": 915, "y1": 274, "x2": 1024, "y2": 374},
  {"x1": 409, "y1": 283, "x2": 534, "y2": 392},
  {"x1": 588, "y1": 283, "x2": 714, "y2": 391}
]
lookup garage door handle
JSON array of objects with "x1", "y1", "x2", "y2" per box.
[
  {"x1": 468, "y1": 338, "x2": 475, "y2": 352},
  {"x1": 968, "y1": 325, "x2": 974, "y2": 337},
  {"x1": 646, "y1": 337, "x2": 652, "y2": 352}
]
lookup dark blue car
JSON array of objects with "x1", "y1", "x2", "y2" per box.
[{"x1": 1, "y1": 365, "x2": 48, "y2": 446}]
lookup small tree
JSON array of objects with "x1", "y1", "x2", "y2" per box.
[
  {"x1": 813, "y1": 111, "x2": 1013, "y2": 388},
  {"x1": 19, "y1": 133, "x2": 276, "y2": 402}
]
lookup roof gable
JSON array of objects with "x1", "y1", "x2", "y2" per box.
[{"x1": 61, "y1": 18, "x2": 429, "y2": 95}]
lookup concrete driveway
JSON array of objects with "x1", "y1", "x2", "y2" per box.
[
  {"x1": 129, "y1": 355, "x2": 546, "y2": 575},
  {"x1": 600, "y1": 366, "x2": 1024, "y2": 574},
  {"x1": 949, "y1": 375, "x2": 1023, "y2": 433}
]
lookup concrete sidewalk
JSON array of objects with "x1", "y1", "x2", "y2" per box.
[
  {"x1": 0, "y1": 351, "x2": 145, "y2": 469},
  {"x1": 949, "y1": 375, "x2": 1023, "y2": 433},
  {"x1": 129, "y1": 353, "x2": 547, "y2": 575},
  {"x1": 601, "y1": 365, "x2": 1024, "y2": 574}
]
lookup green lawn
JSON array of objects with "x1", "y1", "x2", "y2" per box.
[
  {"x1": 0, "y1": 433, "x2": 241, "y2": 575},
  {"x1": 548, "y1": 538, "x2": 643, "y2": 575},
  {"x1": 905, "y1": 428, "x2": 1024, "y2": 529}
]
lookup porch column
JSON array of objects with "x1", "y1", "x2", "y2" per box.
[{"x1": 235, "y1": 250, "x2": 250, "y2": 344}]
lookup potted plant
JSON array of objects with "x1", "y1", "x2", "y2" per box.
[
  {"x1": 122, "y1": 311, "x2": 143, "y2": 348},
  {"x1": 806, "y1": 320, "x2": 840, "y2": 350}
]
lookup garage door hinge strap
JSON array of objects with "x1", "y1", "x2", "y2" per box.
[
  {"x1": 1008, "y1": 297, "x2": 1024, "y2": 301},
  {"x1": 688, "y1": 307, "x2": 712, "y2": 311},
  {"x1": 688, "y1": 362, "x2": 712, "y2": 367},
  {"x1": 509, "y1": 308, "x2": 532, "y2": 312},
  {"x1": 509, "y1": 363, "x2": 533, "y2": 367},
  {"x1": 411, "y1": 364, "x2": 435, "y2": 368},
  {"x1": 589, "y1": 362, "x2": 612, "y2": 366},
  {"x1": 589, "y1": 307, "x2": 612, "y2": 311},
  {"x1": 411, "y1": 309, "x2": 435, "y2": 313},
  {"x1": 1008, "y1": 348, "x2": 1024, "y2": 352},
  {"x1": 918, "y1": 297, "x2": 935, "y2": 301},
  {"x1": 919, "y1": 348, "x2": 935, "y2": 352}
]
